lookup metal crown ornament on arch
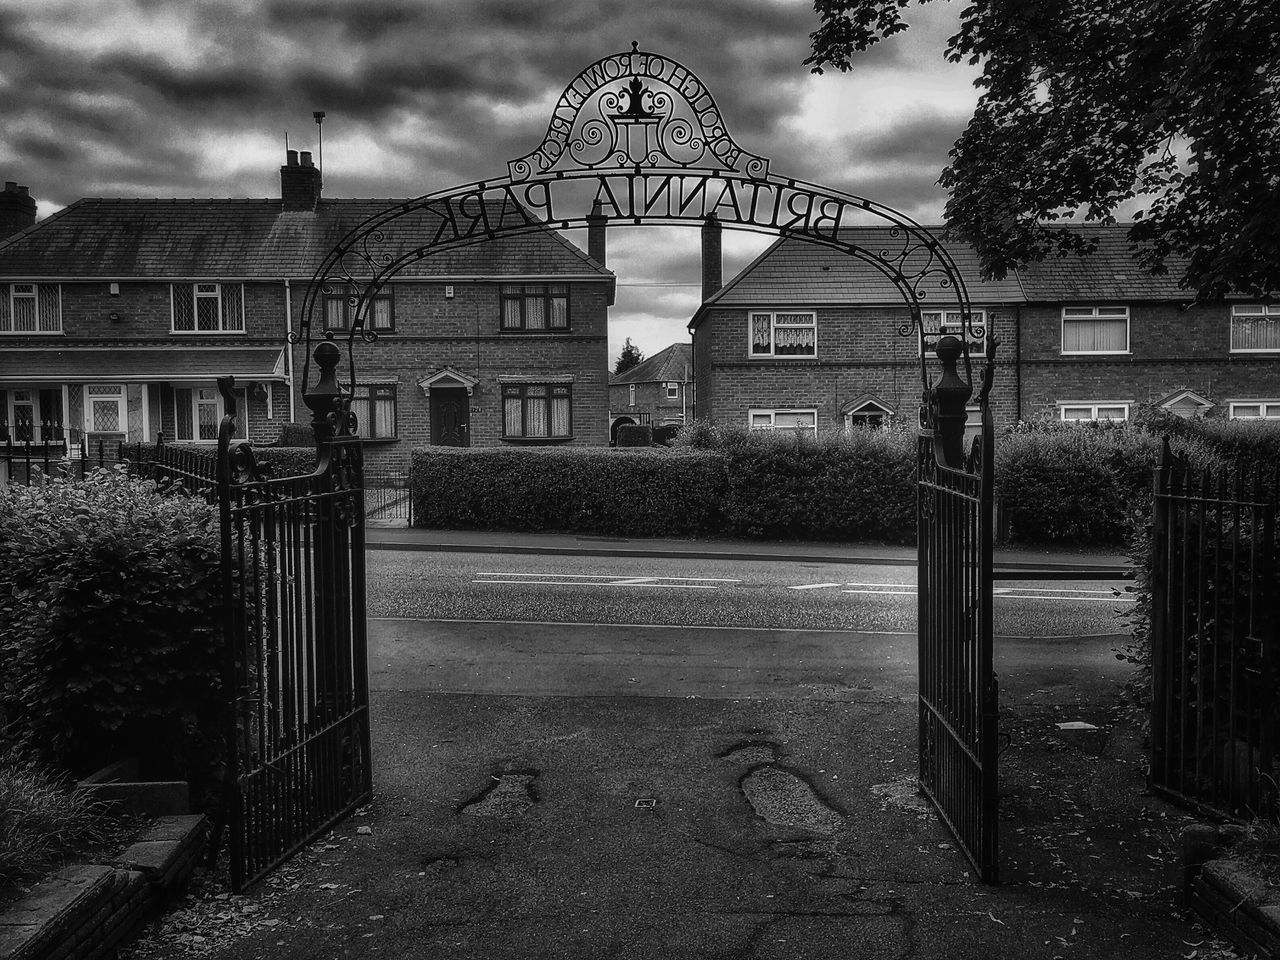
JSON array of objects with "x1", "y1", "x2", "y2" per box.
[
  {"x1": 295, "y1": 43, "x2": 1000, "y2": 884},
  {"x1": 296, "y1": 41, "x2": 988, "y2": 403}
]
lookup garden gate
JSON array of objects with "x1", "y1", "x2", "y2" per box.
[
  {"x1": 262, "y1": 43, "x2": 1001, "y2": 887},
  {"x1": 215, "y1": 370, "x2": 372, "y2": 891}
]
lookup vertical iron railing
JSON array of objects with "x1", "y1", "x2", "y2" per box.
[
  {"x1": 215, "y1": 362, "x2": 372, "y2": 891},
  {"x1": 364, "y1": 467, "x2": 413, "y2": 525},
  {"x1": 1149, "y1": 441, "x2": 1279, "y2": 820},
  {"x1": 0, "y1": 423, "x2": 128, "y2": 485},
  {"x1": 916, "y1": 335, "x2": 999, "y2": 883}
]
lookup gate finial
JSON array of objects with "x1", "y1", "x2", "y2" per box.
[
  {"x1": 930, "y1": 335, "x2": 973, "y2": 468},
  {"x1": 304, "y1": 336, "x2": 344, "y2": 444}
]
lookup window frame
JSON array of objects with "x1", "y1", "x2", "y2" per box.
[
  {"x1": 628, "y1": 384, "x2": 636, "y2": 406},
  {"x1": 170, "y1": 282, "x2": 246, "y2": 334},
  {"x1": 747, "y1": 407, "x2": 819, "y2": 437},
  {"x1": 921, "y1": 309, "x2": 987, "y2": 357},
  {"x1": 748, "y1": 311, "x2": 818, "y2": 359},
  {"x1": 1060, "y1": 305, "x2": 1130, "y2": 356},
  {"x1": 1057, "y1": 401, "x2": 1131, "y2": 422},
  {"x1": 1, "y1": 282, "x2": 63, "y2": 334},
  {"x1": 1229, "y1": 304, "x2": 1280, "y2": 354},
  {"x1": 665, "y1": 382, "x2": 680, "y2": 400},
  {"x1": 172, "y1": 384, "x2": 249, "y2": 442},
  {"x1": 1228, "y1": 400, "x2": 1280, "y2": 420},
  {"x1": 349, "y1": 382, "x2": 398, "y2": 440},
  {"x1": 323, "y1": 283, "x2": 395, "y2": 333},
  {"x1": 501, "y1": 382, "x2": 573, "y2": 440},
  {"x1": 499, "y1": 284, "x2": 570, "y2": 332},
  {"x1": 84, "y1": 383, "x2": 128, "y2": 436}
]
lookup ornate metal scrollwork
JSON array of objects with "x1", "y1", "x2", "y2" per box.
[{"x1": 509, "y1": 42, "x2": 769, "y2": 179}]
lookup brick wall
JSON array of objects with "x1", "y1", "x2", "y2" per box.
[
  {"x1": 288, "y1": 280, "x2": 610, "y2": 468},
  {"x1": 608, "y1": 380, "x2": 689, "y2": 424},
  {"x1": 1019, "y1": 302, "x2": 1280, "y2": 419},
  {"x1": 697, "y1": 305, "x2": 1019, "y2": 430}
]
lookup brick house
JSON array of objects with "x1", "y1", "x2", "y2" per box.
[
  {"x1": 688, "y1": 224, "x2": 1280, "y2": 433},
  {"x1": 0, "y1": 153, "x2": 614, "y2": 467},
  {"x1": 608, "y1": 342, "x2": 693, "y2": 441}
]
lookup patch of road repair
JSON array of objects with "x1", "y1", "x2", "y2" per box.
[
  {"x1": 458, "y1": 769, "x2": 540, "y2": 819},
  {"x1": 870, "y1": 777, "x2": 935, "y2": 818}
]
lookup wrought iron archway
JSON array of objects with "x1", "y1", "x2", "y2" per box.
[{"x1": 289, "y1": 43, "x2": 1000, "y2": 883}]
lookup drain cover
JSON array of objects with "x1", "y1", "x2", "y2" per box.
[{"x1": 634, "y1": 798, "x2": 658, "y2": 809}]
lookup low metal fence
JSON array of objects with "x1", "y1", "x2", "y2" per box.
[
  {"x1": 0, "y1": 435, "x2": 126, "y2": 485},
  {"x1": 1150, "y1": 441, "x2": 1280, "y2": 819}
]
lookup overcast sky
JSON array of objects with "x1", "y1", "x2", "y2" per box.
[{"x1": 0, "y1": 0, "x2": 982, "y2": 361}]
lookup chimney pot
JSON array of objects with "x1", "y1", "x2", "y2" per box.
[
  {"x1": 17, "y1": 186, "x2": 28, "y2": 196},
  {"x1": 3, "y1": 182, "x2": 15, "y2": 192},
  {"x1": 281, "y1": 150, "x2": 322, "y2": 211},
  {"x1": 286, "y1": 149, "x2": 299, "y2": 167},
  {"x1": 701, "y1": 214, "x2": 722, "y2": 302},
  {"x1": 300, "y1": 151, "x2": 313, "y2": 167}
]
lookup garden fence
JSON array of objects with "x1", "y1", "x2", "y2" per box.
[{"x1": 1149, "y1": 439, "x2": 1280, "y2": 820}]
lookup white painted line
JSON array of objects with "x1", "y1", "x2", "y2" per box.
[
  {"x1": 477, "y1": 572, "x2": 740, "y2": 582},
  {"x1": 612, "y1": 577, "x2": 659, "y2": 585},
  {"x1": 788, "y1": 582, "x2": 844, "y2": 591},
  {"x1": 471, "y1": 579, "x2": 718, "y2": 589},
  {"x1": 999, "y1": 594, "x2": 1134, "y2": 604},
  {"x1": 994, "y1": 586, "x2": 1123, "y2": 596},
  {"x1": 371, "y1": 615, "x2": 916, "y2": 635},
  {"x1": 844, "y1": 581, "x2": 914, "y2": 588},
  {"x1": 842, "y1": 588, "x2": 917, "y2": 596}
]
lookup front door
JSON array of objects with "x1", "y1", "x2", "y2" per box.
[{"x1": 430, "y1": 388, "x2": 470, "y2": 446}]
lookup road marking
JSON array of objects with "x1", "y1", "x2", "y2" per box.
[
  {"x1": 473, "y1": 579, "x2": 718, "y2": 589},
  {"x1": 789, "y1": 582, "x2": 844, "y2": 590},
  {"x1": 999, "y1": 593, "x2": 1134, "y2": 603},
  {"x1": 842, "y1": 588, "x2": 917, "y2": 596},
  {"x1": 477, "y1": 572, "x2": 740, "y2": 582}
]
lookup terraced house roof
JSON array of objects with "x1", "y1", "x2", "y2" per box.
[
  {"x1": 691, "y1": 224, "x2": 1194, "y2": 326},
  {"x1": 610, "y1": 342, "x2": 692, "y2": 385},
  {"x1": 0, "y1": 198, "x2": 615, "y2": 282}
]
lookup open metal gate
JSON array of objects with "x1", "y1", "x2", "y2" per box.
[
  {"x1": 917, "y1": 335, "x2": 1000, "y2": 883},
  {"x1": 215, "y1": 364, "x2": 372, "y2": 891}
]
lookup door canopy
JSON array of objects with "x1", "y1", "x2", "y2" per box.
[{"x1": 299, "y1": 43, "x2": 982, "y2": 399}]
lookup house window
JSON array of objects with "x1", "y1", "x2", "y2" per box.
[
  {"x1": 1, "y1": 283, "x2": 62, "y2": 333},
  {"x1": 665, "y1": 382, "x2": 679, "y2": 400},
  {"x1": 500, "y1": 284, "x2": 569, "y2": 331},
  {"x1": 171, "y1": 283, "x2": 245, "y2": 332},
  {"x1": 503, "y1": 383, "x2": 572, "y2": 438},
  {"x1": 173, "y1": 385, "x2": 248, "y2": 441},
  {"x1": 1061, "y1": 306, "x2": 1128, "y2": 354},
  {"x1": 324, "y1": 283, "x2": 394, "y2": 331},
  {"x1": 749, "y1": 312, "x2": 816, "y2": 357},
  {"x1": 1230, "y1": 305, "x2": 1280, "y2": 353},
  {"x1": 1229, "y1": 400, "x2": 1280, "y2": 420},
  {"x1": 748, "y1": 408, "x2": 818, "y2": 436},
  {"x1": 1059, "y1": 402, "x2": 1130, "y2": 422},
  {"x1": 85, "y1": 384, "x2": 127, "y2": 436},
  {"x1": 350, "y1": 384, "x2": 397, "y2": 439},
  {"x1": 922, "y1": 310, "x2": 986, "y2": 357},
  {"x1": 628, "y1": 384, "x2": 636, "y2": 406}
]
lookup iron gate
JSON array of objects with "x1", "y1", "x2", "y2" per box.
[
  {"x1": 215, "y1": 370, "x2": 372, "y2": 891},
  {"x1": 1149, "y1": 441, "x2": 1279, "y2": 819},
  {"x1": 916, "y1": 336, "x2": 999, "y2": 883}
]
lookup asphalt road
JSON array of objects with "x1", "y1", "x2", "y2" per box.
[{"x1": 367, "y1": 551, "x2": 1135, "y2": 638}]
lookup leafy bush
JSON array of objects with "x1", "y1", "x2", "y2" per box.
[
  {"x1": 714, "y1": 425, "x2": 916, "y2": 542},
  {"x1": 412, "y1": 446, "x2": 726, "y2": 537},
  {"x1": 1132, "y1": 403, "x2": 1280, "y2": 461},
  {"x1": 0, "y1": 468, "x2": 225, "y2": 784},
  {"x1": 652, "y1": 424, "x2": 682, "y2": 446},
  {"x1": 0, "y1": 752, "x2": 111, "y2": 888},
  {"x1": 278, "y1": 422, "x2": 315, "y2": 447}
]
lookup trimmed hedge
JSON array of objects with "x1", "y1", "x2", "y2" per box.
[
  {"x1": 0, "y1": 468, "x2": 225, "y2": 785},
  {"x1": 412, "y1": 446, "x2": 726, "y2": 537},
  {"x1": 616, "y1": 424, "x2": 653, "y2": 447},
  {"x1": 410, "y1": 416, "x2": 1280, "y2": 547}
]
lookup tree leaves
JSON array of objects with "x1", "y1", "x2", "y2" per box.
[{"x1": 807, "y1": 0, "x2": 1280, "y2": 299}]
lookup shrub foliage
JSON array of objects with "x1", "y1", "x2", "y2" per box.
[{"x1": 0, "y1": 469, "x2": 225, "y2": 781}]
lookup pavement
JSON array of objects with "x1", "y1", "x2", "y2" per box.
[
  {"x1": 364, "y1": 526, "x2": 1133, "y2": 579},
  {"x1": 126, "y1": 616, "x2": 1236, "y2": 960}
]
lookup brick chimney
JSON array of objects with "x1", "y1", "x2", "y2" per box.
[
  {"x1": 701, "y1": 213, "x2": 722, "y2": 301},
  {"x1": 586, "y1": 199, "x2": 607, "y2": 266},
  {"x1": 0, "y1": 182, "x2": 37, "y2": 240},
  {"x1": 281, "y1": 149, "x2": 322, "y2": 212}
]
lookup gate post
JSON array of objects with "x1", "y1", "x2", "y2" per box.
[
  {"x1": 929, "y1": 336, "x2": 972, "y2": 469},
  {"x1": 303, "y1": 338, "x2": 345, "y2": 722}
]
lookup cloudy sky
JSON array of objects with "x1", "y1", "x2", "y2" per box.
[{"x1": 0, "y1": 0, "x2": 982, "y2": 361}]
